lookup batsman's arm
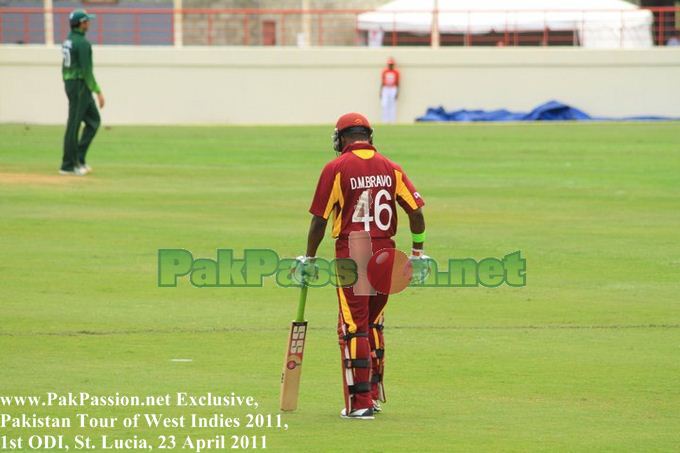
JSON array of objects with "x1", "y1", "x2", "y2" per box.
[
  {"x1": 408, "y1": 208, "x2": 425, "y2": 251},
  {"x1": 305, "y1": 215, "x2": 327, "y2": 257}
]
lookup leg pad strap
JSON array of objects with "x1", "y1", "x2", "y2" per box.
[
  {"x1": 343, "y1": 331, "x2": 369, "y2": 341},
  {"x1": 371, "y1": 373, "x2": 382, "y2": 384},
  {"x1": 348, "y1": 382, "x2": 371, "y2": 394},
  {"x1": 369, "y1": 323, "x2": 384, "y2": 331},
  {"x1": 345, "y1": 358, "x2": 370, "y2": 369}
]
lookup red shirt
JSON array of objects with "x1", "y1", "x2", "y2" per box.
[
  {"x1": 309, "y1": 143, "x2": 424, "y2": 239},
  {"x1": 381, "y1": 69, "x2": 400, "y2": 88}
]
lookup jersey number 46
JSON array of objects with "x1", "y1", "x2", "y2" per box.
[{"x1": 352, "y1": 189, "x2": 393, "y2": 232}]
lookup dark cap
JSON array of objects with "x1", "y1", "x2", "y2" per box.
[{"x1": 69, "y1": 9, "x2": 96, "y2": 27}]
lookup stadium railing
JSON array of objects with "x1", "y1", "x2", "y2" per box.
[{"x1": 0, "y1": 6, "x2": 678, "y2": 48}]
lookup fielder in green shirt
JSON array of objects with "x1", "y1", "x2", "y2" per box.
[{"x1": 60, "y1": 9, "x2": 105, "y2": 176}]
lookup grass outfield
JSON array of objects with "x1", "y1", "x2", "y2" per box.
[{"x1": 1, "y1": 122, "x2": 679, "y2": 451}]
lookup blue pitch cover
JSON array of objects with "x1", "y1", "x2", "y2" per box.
[{"x1": 416, "y1": 100, "x2": 677, "y2": 122}]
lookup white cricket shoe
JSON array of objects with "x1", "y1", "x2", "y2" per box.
[
  {"x1": 78, "y1": 164, "x2": 92, "y2": 174},
  {"x1": 59, "y1": 167, "x2": 86, "y2": 176},
  {"x1": 340, "y1": 407, "x2": 374, "y2": 420}
]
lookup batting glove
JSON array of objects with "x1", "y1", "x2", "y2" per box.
[{"x1": 291, "y1": 255, "x2": 319, "y2": 284}]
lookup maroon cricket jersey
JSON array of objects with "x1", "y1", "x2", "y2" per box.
[{"x1": 309, "y1": 143, "x2": 424, "y2": 239}]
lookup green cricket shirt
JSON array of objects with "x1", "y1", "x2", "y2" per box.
[{"x1": 62, "y1": 29, "x2": 101, "y2": 94}]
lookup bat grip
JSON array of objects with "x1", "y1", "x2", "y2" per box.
[{"x1": 295, "y1": 284, "x2": 308, "y2": 323}]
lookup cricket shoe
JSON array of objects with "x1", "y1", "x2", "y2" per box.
[
  {"x1": 372, "y1": 400, "x2": 383, "y2": 413},
  {"x1": 59, "y1": 167, "x2": 86, "y2": 176},
  {"x1": 340, "y1": 407, "x2": 374, "y2": 420},
  {"x1": 78, "y1": 164, "x2": 92, "y2": 174}
]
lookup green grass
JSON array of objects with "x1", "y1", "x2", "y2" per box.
[{"x1": 0, "y1": 122, "x2": 679, "y2": 452}]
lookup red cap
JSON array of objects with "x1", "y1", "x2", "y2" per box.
[
  {"x1": 335, "y1": 112, "x2": 372, "y2": 133},
  {"x1": 387, "y1": 57, "x2": 395, "y2": 65}
]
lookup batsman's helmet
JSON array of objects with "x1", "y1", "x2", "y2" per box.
[{"x1": 332, "y1": 112, "x2": 373, "y2": 152}]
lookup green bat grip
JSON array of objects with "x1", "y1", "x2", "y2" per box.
[{"x1": 295, "y1": 284, "x2": 308, "y2": 323}]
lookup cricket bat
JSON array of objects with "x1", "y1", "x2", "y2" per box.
[{"x1": 279, "y1": 284, "x2": 308, "y2": 411}]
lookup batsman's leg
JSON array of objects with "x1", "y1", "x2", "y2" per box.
[
  {"x1": 367, "y1": 238, "x2": 393, "y2": 405},
  {"x1": 336, "y1": 286, "x2": 372, "y2": 413},
  {"x1": 369, "y1": 314, "x2": 386, "y2": 404}
]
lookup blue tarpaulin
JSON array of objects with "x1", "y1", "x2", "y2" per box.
[{"x1": 416, "y1": 101, "x2": 676, "y2": 122}]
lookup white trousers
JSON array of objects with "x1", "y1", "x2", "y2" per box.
[{"x1": 381, "y1": 86, "x2": 398, "y2": 123}]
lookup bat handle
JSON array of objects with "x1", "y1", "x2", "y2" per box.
[{"x1": 295, "y1": 284, "x2": 308, "y2": 323}]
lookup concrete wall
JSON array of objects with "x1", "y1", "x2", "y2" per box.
[{"x1": 1, "y1": 46, "x2": 679, "y2": 125}]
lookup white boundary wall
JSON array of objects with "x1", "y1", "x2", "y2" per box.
[{"x1": 1, "y1": 46, "x2": 679, "y2": 125}]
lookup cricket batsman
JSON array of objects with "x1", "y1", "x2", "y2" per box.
[{"x1": 295, "y1": 113, "x2": 427, "y2": 419}]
